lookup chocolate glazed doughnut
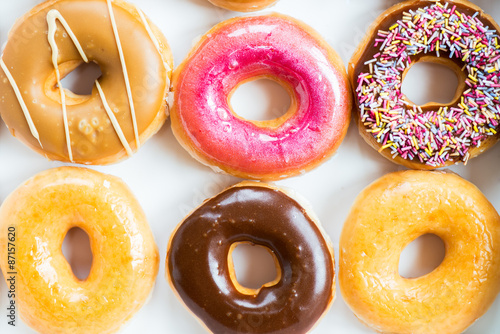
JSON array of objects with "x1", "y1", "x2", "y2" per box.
[{"x1": 166, "y1": 182, "x2": 335, "y2": 334}]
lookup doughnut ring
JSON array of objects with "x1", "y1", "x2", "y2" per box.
[
  {"x1": 171, "y1": 13, "x2": 351, "y2": 180},
  {"x1": 166, "y1": 181, "x2": 335, "y2": 333},
  {"x1": 207, "y1": 0, "x2": 279, "y2": 12},
  {"x1": 0, "y1": 167, "x2": 159, "y2": 334},
  {"x1": 349, "y1": 0, "x2": 500, "y2": 169},
  {"x1": 0, "y1": 0, "x2": 173, "y2": 164},
  {"x1": 340, "y1": 170, "x2": 500, "y2": 333}
]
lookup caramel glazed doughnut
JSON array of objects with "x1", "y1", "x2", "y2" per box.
[
  {"x1": 207, "y1": 0, "x2": 280, "y2": 12},
  {"x1": 0, "y1": 0, "x2": 173, "y2": 165},
  {"x1": 349, "y1": 0, "x2": 500, "y2": 169},
  {"x1": 167, "y1": 182, "x2": 335, "y2": 334},
  {"x1": 340, "y1": 170, "x2": 500, "y2": 334},
  {"x1": 0, "y1": 167, "x2": 159, "y2": 334}
]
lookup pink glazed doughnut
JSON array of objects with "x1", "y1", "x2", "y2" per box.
[{"x1": 170, "y1": 13, "x2": 351, "y2": 180}]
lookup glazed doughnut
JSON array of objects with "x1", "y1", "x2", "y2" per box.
[
  {"x1": 0, "y1": 167, "x2": 159, "y2": 334},
  {"x1": 349, "y1": 0, "x2": 500, "y2": 169},
  {"x1": 339, "y1": 170, "x2": 500, "y2": 334},
  {"x1": 170, "y1": 13, "x2": 351, "y2": 180},
  {"x1": 166, "y1": 181, "x2": 335, "y2": 333},
  {"x1": 207, "y1": 0, "x2": 279, "y2": 12},
  {"x1": 0, "y1": 0, "x2": 173, "y2": 165}
]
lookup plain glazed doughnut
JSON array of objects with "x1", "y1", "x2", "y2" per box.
[
  {"x1": 207, "y1": 0, "x2": 279, "y2": 12},
  {"x1": 0, "y1": 0, "x2": 173, "y2": 165},
  {"x1": 349, "y1": 0, "x2": 500, "y2": 169},
  {"x1": 339, "y1": 170, "x2": 500, "y2": 334},
  {"x1": 170, "y1": 13, "x2": 351, "y2": 180},
  {"x1": 166, "y1": 181, "x2": 335, "y2": 334},
  {"x1": 0, "y1": 167, "x2": 159, "y2": 334}
]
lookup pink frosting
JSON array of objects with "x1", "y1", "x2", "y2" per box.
[{"x1": 174, "y1": 14, "x2": 350, "y2": 177}]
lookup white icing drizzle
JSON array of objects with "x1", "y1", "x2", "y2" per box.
[
  {"x1": 47, "y1": 9, "x2": 89, "y2": 162},
  {"x1": 106, "y1": 0, "x2": 140, "y2": 150},
  {"x1": 95, "y1": 80, "x2": 133, "y2": 156},
  {"x1": 137, "y1": 8, "x2": 172, "y2": 75},
  {"x1": 4, "y1": 4, "x2": 164, "y2": 160},
  {"x1": 0, "y1": 59, "x2": 42, "y2": 147},
  {"x1": 46, "y1": 9, "x2": 134, "y2": 159}
]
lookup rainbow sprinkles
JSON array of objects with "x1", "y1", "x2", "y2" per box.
[{"x1": 356, "y1": 1, "x2": 500, "y2": 167}]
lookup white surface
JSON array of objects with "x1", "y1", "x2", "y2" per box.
[{"x1": 0, "y1": 0, "x2": 500, "y2": 333}]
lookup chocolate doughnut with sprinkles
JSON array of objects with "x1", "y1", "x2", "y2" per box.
[{"x1": 349, "y1": 0, "x2": 500, "y2": 169}]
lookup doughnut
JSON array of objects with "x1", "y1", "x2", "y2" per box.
[
  {"x1": 349, "y1": 0, "x2": 500, "y2": 169},
  {"x1": 0, "y1": 167, "x2": 159, "y2": 334},
  {"x1": 166, "y1": 181, "x2": 335, "y2": 333},
  {"x1": 207, "y1": 0, "x2": 279, "y2": 12},
  {"x1": 170, "y1": 13, "x2": 351, "y2": 180},
  {"x1": 0, "y1": 0, "x2": 173, "y2": 165},
  {"x1": 339, "y1": 170, "x2": 500, "y2": 334}
]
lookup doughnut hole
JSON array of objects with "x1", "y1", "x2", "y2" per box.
[
  {"x1": 228, "y1": 242, "x2": 281, "y2": 294},
  {"x1": 60, "y1": 61, "x2": 102, "y2": 95},
  {"x1": 399, "y1": 234, "x2": 445, "y2": 278},
  {"x1": 402, "y1": 58, "x2": 462, "y2": 106},
  {"x1": 62, "y1": 227, "x2": 93, "y2": 280},
  {"x1": 45, "y1": 60, "x2": 102, "y2": 105},
  {"x1": 230, "y1": 77, "x2": 291, "y2": 122}
]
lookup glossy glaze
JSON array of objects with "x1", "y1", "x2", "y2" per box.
[
  {"x1": 0, "y1": 0, "x2": 172, "y2": 164},
  {"x1": 167, "y1": 183, "x2": 335, "y2": 334},
  {"x1": 339, "y1": 170, "x2": 500, "y2": 334},
  {"x1": 0, "y1": 167, "x2": 159, "y2": 334},
  {"x1": 171, "y1": 13, "x2": 351, "y2": 180},
  {"x1": 207, "y1": 0, "x2": 279, "y2": 12},
  {"x1": 349, "y1": 0, "x2": 500, "y2": 169}
]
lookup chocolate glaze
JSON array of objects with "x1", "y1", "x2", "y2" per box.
[
  {"x1": 167, "y1": 185, "x2": 334, "y2": 334},
  {"x1": 353, "y1": 0, "x2": 498, "y2": 113}
]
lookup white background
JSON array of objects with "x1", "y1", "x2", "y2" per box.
[{"x1": 0, "y1": 0, "x2": 499, "y2": 333}]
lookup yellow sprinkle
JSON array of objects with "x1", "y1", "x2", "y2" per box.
[
  {"x1": 389, "y1": 23, "x2": 399, "y2": 30},
  {"x1": 412, "y1": 136, "x2": 419, "y2": 149},
  {"x1": 468, "y1": 74, "x2": 478, "y2": 82},
  {"x1": 474, "y1": 125, "x2": 479, "y2": 133},
  {"x1": 379, "y1": 143, "x2": 393, "y2": 152},
  {"x1": 491, "y1": 128, "x2": 497, "y2": 134},
  {"x1": 439, "y1": 141, "x2": 448, "y2": 156},
  {"x1": 488, "y1": 68, "x2": 496, "y2": 74},
  {"x1": 375, "y1": 111, "x2": 380, "y2": 126}
]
